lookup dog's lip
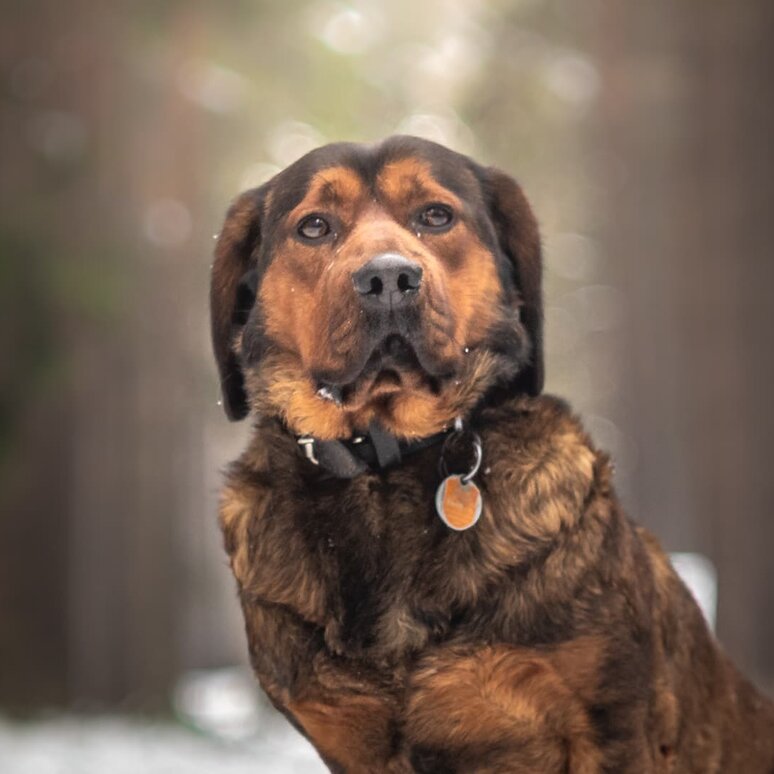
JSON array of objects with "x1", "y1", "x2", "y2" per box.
[{"x1": 314, "y1": 335, "x2": 454, "y2": 396}]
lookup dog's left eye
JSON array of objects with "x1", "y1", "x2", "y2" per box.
[
  {"x1": 417, "y1": 204, "x2": 454, "y2": 230},
  {"x1": 298, "y1": 215, "x2": 331, "y2": 240}
]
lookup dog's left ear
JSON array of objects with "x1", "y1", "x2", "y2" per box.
[
  {"x1": 479, "y1": 166, "x2": 544, "y2": 396},
  {"x1": 210, "y1": 186, "x2": 266, "y2": 420}
]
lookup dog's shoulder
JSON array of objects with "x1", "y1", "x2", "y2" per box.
[
  {"x1": 484, "y1": 393, "x2": 602, "y2": 476},
  {"x1": 480, "y1": 394, "x2": 610, "y2": 539}
]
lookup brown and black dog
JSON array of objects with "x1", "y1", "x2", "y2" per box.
[{"x1": 210, "y1": 136, "x2": 774, "y2": 772}]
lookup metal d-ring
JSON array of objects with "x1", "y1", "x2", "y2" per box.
[
  {"x1": 439, "y1": 418, "x2": 483, "y2": 483},
  {"x1": 461, "y1": 433, "x2": 483, "y2": 484}
]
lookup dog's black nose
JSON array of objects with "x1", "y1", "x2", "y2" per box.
[{"x1": 352, "y1": 253, "x2": 423, "y2": 308}]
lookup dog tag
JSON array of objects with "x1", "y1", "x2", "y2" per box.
[{"x1": 435, "y1": 474, "x2": 482, "y2": 531}]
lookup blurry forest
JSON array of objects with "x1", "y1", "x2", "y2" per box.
[{"x1": 1, "y1": 0, "x2": 773, "y2": 717}]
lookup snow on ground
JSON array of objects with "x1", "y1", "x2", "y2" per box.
[{"x1": 0, "y1": 715, "x2": 326, "y2": 774}]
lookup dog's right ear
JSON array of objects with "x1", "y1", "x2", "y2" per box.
[
  {"x1": 210, "y1": 187, "x2": 266, "y2": 420},
  {"x1": 478, "y1": 166, "x2": 544, "y2": 396}
]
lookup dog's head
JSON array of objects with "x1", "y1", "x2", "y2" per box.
[{"x1": 211, "y1": 136, "x2": 542, "y2": 439}]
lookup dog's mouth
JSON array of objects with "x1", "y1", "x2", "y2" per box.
[{"x1": 315, "y1": 334, "x2": 451, "y2": 408}]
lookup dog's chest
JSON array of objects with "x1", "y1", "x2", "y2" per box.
[{"x1": 293, "y1": 468, "x2": 470, "y2": 658}]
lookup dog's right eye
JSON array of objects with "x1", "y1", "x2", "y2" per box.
[
  {"x1": 298, "y1": 215, "x2": 331, "y2": 240},
  {"x1": 416, "y1": 204, "x2": 454, "y2": 231}
]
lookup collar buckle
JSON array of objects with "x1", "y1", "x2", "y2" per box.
[{"x1": 297, "y1": 436, "x2": 319, "y2": 465}]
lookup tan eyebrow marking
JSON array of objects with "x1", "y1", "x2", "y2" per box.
[
  {"x1": 376, "y1": 157, "x2": 463, "y2": 212},
  {"x1": 288, "y1": 166, "x2": 365, "y2": 220}
]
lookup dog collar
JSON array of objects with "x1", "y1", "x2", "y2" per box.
[
  {"x1": 296, "y1": 422, "x2": 451, "y2": 479},
  {"x1": 296, "y1": 418, "x2": 485, "y2": 531}
]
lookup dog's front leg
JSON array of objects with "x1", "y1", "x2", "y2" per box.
[
  {"x1": 403, "y1": 643, "x2": 617, "y2": 774},
  {"x1": 241, "y1": 598, "x2": 411, "y2": 773}
]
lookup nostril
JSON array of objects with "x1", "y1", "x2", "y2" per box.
[
  {"x1": 352, "y1": 253, "x2": 422, "y2": 302},
  {"x1": 396, "y1": 267, "x2": 422, "y2": 292}
]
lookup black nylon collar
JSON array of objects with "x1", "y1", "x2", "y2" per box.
[{"x1": 296, "y1": 421, "x2": 451, "y2": 479}]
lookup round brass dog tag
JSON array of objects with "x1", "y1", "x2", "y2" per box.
[{"x1": 435, "y1": 474, "x2": 482, "y2": 531}]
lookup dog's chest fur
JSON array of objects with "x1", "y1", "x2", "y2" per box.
[{"x1": 221, "y1": 395, "x2": 613, "y2": 662}]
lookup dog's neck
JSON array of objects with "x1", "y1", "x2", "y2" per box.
[{"x1": 294, "y1": 422, "x2": 452, "y2": 480}]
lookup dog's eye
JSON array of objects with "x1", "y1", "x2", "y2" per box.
[
  {"x1": 298, "y1": 215, "x2": 331, "y2": 240},
  {"x1": 417, "y1": 204, "x2": 453, "y2": 230}
]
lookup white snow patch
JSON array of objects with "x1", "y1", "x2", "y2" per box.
[{"x1": 0, "y1": 715, "x2": 326, "y2": 774}]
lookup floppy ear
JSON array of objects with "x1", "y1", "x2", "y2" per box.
[
  {"x1": 480, "y1": 167, "x2": 544, "y2": 396},
  {"x1": 210, "y1": 187, "x2": 265, "y2": 420}
]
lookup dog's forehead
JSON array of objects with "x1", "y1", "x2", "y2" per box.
[{"x1": 266, "y1": 138, "x2": 483, "y2": 217}]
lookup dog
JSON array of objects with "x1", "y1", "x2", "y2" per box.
[{"x1": 210, "y1": 136, "x2": 774, "y2": 772}]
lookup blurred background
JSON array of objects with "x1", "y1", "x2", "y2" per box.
[{"x1": 1, "y1": 0, "x2": 773, "y2": 770}]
